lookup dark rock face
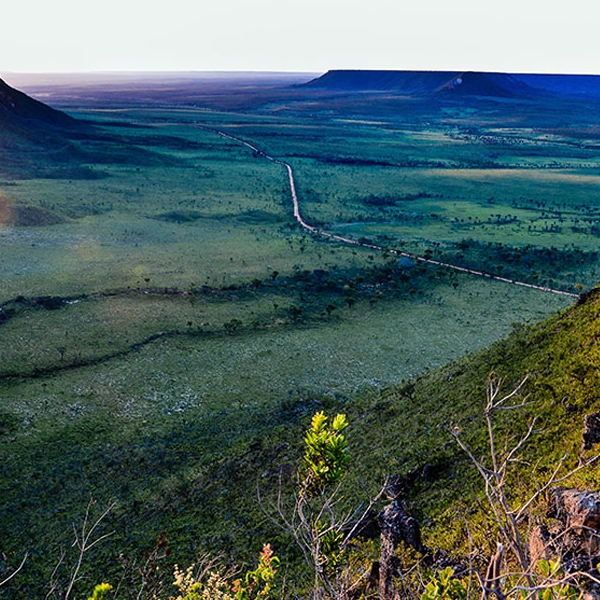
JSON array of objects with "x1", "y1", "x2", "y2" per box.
[
  {"x1": 379, "y1": 502, "x2": 423, "y2": 553},
  {"x1": 529, "y1": 523, "x2": 553, "y2": 565},
  {"x1": 549, "y1": 488, "x2": 600, "y2": 533},
  {"x1": 582, "y1": 412, "x2": 600, "y2": 451}
]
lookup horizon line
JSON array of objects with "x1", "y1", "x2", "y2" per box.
[{"x1": 3, "y1": 68, "x2": 600, "y2": 77}]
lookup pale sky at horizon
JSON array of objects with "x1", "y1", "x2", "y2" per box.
[{"x1": 2, "y1": 0, "x2": 599, "y2": 76}]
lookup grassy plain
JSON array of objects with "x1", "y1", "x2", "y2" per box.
[{"x1": 1, "y1": 79, "x2": 600, "y2": 595}]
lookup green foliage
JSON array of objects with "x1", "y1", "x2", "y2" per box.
[
  {"x1": 525, "y1": 559, "x2": 580, "y2": 600},
  {"x1": 301, "y1": 411, "x2": 349, "y2": 495},
  {"x1": 170, "y1": 544, "x2": 279, "y2": 600},
  {"x1": 87, "y1": 582, "x2": 113, "y2": 600},
  {"x1": 280, "y1": 411, "x2": 382, "y2": 598},
  {"x1": 316, "y1": 525, "x2": 346, "y2": 576},
  {"x1": 421, "y1": 567, "x2": 468, "y2": 600},
  {"x1": 233, "y1": 543, "x2": 280, "y2": 600}
]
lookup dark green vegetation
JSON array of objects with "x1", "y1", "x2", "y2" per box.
[{"x1": 1, "y1": 72, "x2": 600, "y2": 596}]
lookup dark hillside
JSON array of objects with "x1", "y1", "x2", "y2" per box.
[
  {"x1": 0, "y1": 77, "x2": 80, "y2": 128},
  {"x1": 0, "y1": 77, "x2": 183, "y2": 179},
  {"x1": 0, "y1": 77, "x2": 91, "y2": 178}
]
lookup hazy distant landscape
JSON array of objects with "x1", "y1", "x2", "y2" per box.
[{"x1": 2, "y1": 69, "x2": 600, "y2": 597}]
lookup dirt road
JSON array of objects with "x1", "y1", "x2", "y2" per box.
[{"x1": 216, "y1": 130, "x2": 578, "y2": 299}]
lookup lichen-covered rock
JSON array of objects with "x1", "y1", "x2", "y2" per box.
[
  {"x1": 529, "y1": 524, "x2": 554, "y2": 564},
  {"x1": 530, "y1": 487, "x2": 600, "y2": 575},
  {"x1": 550, "y1": 487, "x2": 600, "y2": 532}
]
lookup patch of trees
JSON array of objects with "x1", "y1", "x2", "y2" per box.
[
  {"x1": 361, "y1": 192, "x2": 434, "y2": 207},
  {"x1": 456, "y1": 240, "x2": 597, "y2": 268},
  {"x1": 0, "y1": 294, "x2": 73, "y2": 326},
  {"x1": 152, "y1": 210, "x2": 205, "y2": 224},
  {"x1": 311, "y1": 155, "x2": 446, "y2": 168},
  {"x1": 441, "y1": 239, "x2": 597, "y2": 290}
]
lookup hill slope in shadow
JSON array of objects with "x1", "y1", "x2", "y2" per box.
[
  {"x1": 0, "y1": 77, "x2": 80, "y2": 128},
  {"x1": 0, "y1": 77, "x2": 91, "y2": 178}
]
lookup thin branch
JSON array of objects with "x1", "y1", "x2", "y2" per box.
[
  {"x1": 64, "y1": 498, "x2": 116, "y2": 600},
  {"x1": 0, "y1": 552, "x2": 28, "y2": 588},
  {"x1": 45, "y1": 549, "x2": 67, "y2": 600}
]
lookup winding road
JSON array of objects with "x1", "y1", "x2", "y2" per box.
[{"x1": 216, "y1": 130, "x2": 579, "y2": 299}]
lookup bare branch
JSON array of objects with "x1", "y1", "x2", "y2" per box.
[
  {"x1": 63, "y1": 498, "x2": 116, "y2": 600},
  {"x1": 0, "y1": 552, "x2": 28, "y2": 588}
]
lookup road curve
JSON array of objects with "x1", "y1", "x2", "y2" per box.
[{"x1": 215, "y1": 130, "x2": 579, "y2": 299}]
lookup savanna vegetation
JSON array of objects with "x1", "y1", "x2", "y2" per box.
[{"x1": 2, "y1": 73, "x2": 600, "y2": 598}]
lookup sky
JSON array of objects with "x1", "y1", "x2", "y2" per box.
[{"x1": 2, "y1": 0, "x2": 599, "y2": 75}]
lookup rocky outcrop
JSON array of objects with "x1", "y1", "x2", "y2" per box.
[
  {"x1": 529, "y1": 487, "x2": 600, "y2": 573},
  {"x1": 378, "y1": 500, "x2": 424, "y2": 600}
]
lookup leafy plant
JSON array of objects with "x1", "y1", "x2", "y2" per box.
[
  {"x1": 301, "y1": 412, "x2": 350, "y2": 496},
  {"x1": 170, "y1": 544, "x2": 279, "y2": 600},
  {"x1": 232, "y1": 543, "x2": 280, "y2": 600},
  {"x1": 88, "y1": 582, "x2": 113, "y2": 600},
  {"x1": 261, "y1": 411, "x2": 383, "y2": 599},
  {"x1": 421, "y1": 567, "x2": 468, "y2": 600},
  {"x1": 527, "y1": 558, "x2": 580, "y2": 600}
]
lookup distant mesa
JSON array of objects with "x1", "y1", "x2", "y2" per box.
[
  {"x1": 304, "y1": 69, "x2": 600, "y2": 98},
  {"x1": 303, "y1": 70, "x2": 533, "y2": 97},
  {"x1": 515, "y1": 73, "x2": 600, "y2": 97},
  {"x1": 433, "y1": 71, "x2": 533, "y2": 97}
]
